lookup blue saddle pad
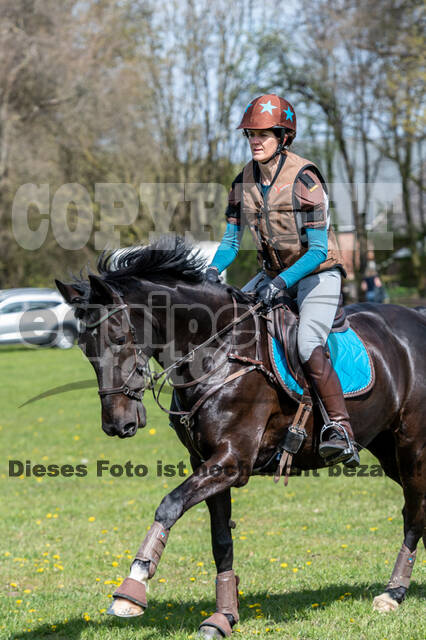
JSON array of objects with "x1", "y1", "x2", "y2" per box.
[{"x1": 271, "y1": 327, "x2": 373, "y2": 397}]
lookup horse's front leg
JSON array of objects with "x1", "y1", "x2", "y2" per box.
[
  {"x1": 108, "y1": 449, "x2": 246, "y2": 619},
  {"x1": 198, "y1": 487, "x2": 239, "y2": 639}
]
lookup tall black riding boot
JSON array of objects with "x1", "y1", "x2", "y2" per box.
[{"x1": 302, "y1": 345, "x2": 360, "y2": 467}]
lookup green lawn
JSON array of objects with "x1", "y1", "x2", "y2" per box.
[{"x1": 0, "y1": 346, "x2": 424, "y2": 639}]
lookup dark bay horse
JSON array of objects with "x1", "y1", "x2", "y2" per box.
[{"x1": 56, "y1": 237, "x2": 425, "y2": 637}]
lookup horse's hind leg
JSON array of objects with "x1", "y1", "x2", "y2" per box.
[
  {"x1": 198, "y1": 488, "x2": 239, "y2": 639},
  {"x1": 373, "y1": 425, "x2": 426, "y2": 612}
]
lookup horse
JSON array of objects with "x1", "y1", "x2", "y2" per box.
[{"x1": 56, "y1": 236, "x2": 426, "y2": 638}]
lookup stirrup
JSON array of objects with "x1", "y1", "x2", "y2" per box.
[{"x1": 318, "y1": 422, "x2": 360, "y2": 467}]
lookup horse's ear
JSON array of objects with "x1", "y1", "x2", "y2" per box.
[
  {"x1": 88, "y1": 275, "x2": 121, "y2": 305},
  {"x1": 55, "y1": 280, "x2": 83, "y2": 305}
]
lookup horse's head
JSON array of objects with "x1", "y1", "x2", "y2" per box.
[{"x1": 56, "y1": 276, "x2": 151, "y2": 438}]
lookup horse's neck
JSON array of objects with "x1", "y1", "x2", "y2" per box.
[{"x1": 144, "y1": 285, "x2": 247, "y2": 365}]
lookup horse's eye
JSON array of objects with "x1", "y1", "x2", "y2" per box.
[{"x1": 112, "y1": 336, "x2": 126, "y2": 345}]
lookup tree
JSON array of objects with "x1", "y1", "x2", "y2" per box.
[
  {"x1": 356, "y1": 0, "x2": 425, "y2": 292},
  {"x1": 257, "y1": 0, "x2": 388, "y2": 288}
]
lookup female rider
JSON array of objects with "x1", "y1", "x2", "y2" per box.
[{"x1": 205, "y1": 94, "x2": 359, "y2": 467}]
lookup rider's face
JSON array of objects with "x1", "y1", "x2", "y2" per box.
[{"x1": 246, "y1": 129, "x2": 281, "y2": 162}]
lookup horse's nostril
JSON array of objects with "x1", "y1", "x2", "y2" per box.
[{"x1": 123, "y1": 422, "x2": 137, "y2": 436}]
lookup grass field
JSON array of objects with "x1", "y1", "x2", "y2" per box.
[{"x1": 0, "y1": 346, "x2": 424, "y2": 640}]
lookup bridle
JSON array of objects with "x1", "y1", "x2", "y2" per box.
[{"x1": 84, "y1": 304, "x2": 151, "y2": 402}]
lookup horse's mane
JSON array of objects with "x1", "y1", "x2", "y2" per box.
[
  {"x1": 99, "y1": 235, "x2": 206, "y2": 284},
  {"x1": 72, "y1": 235, "x2": 252, "y2": 304}
]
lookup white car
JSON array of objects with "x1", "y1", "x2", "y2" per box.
[{"x1": 0, "y1": 288, "x2": 79, "y2": 349}]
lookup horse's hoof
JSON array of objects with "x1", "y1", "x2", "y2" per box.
[
  {"x1": 107, "y1": 596, "x2": 145, "y2": 617},
  {"x1": 198, "y1": 627, "x2": 226, "y2": 639},
  {"x1": 372, "y1": 592, "x2": 399, "y2": 612}
]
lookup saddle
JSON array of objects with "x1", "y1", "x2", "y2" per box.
[
  {"x1": 266, "y1": 295, "x2": 374, "y2": 402},
  {"x1": 267, "y1": 294, "x2": 348, "y2": 388}
]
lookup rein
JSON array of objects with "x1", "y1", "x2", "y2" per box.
[
  {"x1": 86, "y1": 295, "x2": 309, "y2": 478},
  {"x1": 86, "y1": 298, "x2": 274, "y2": 437}
]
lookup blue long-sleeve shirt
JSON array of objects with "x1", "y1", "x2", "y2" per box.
[{"x1": 210, "y1": 222, "x2": 328, "y2": 288}]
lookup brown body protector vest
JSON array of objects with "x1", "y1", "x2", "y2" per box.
[{"x1": 240, "y1": 150, "x2": 344, "y2": 278}]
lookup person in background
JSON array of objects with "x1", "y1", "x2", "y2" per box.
[
  {"x1": 205, "y1": 94, "x2": 359, "y2": 467},
  {"x1": 361, "y1": 263, "x2": 386, "y2": 303}
]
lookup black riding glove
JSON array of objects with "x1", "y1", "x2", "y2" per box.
[
  {"x1": 257, "y1": 276, "x2": 287, "y2": 309},
  {"x1": 205, "y1": 266, "x2": 221, "y2": 283}
]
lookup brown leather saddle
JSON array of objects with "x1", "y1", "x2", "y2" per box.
[{"x1": 266, "y1": 294, "x2": 351, "y2": 399}]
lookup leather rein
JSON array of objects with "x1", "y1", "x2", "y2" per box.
[{"x1": 84, "y1": 297, "x2": 277, "y2": 436}]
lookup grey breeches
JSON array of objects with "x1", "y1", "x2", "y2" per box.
[{"x1": 242, "y1": 268, "x2": 342, "y2": 363}]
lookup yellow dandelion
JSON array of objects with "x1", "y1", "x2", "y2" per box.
[
  {"x1": 312, "y1": 603, "x2": 319, "y2": 608},
  {"x1": 46, "y1": 513, "x2": 52, "y2": 519},
  {"x1": 190, "y1": 577, "x2": 195, "y2": 581},
  {"x1": 341, "y1": 544, "x2": 348, "y2": 548},
  {"x1": 149, "y1": 428, "x2": 156, "y2": 435},
  {"x1": 370, "y1": 527, "x2": 378, "y2": 532},
  {"x1": 23, "y1": 589, "x2": 31, "y2": 594},
  {"x1": 292, "y1": 568, "x2": 298, "y2": 573},
  {"x1": 158, "y1": 578, "x2": 166, "y2": 583},
  {"x1": 88, "y1": 516, "x2": 95, "y2": 522},
  {"x1": 280, "y1": 562, "x2": 288, "y2": 568},
  {"x1": 73, "y1": 435, "x2": 80, "y2": 441},
  {"x1": 112, "y1": 561, "x2": 118, "y2": 567}
]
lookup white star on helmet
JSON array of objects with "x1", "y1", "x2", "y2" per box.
[{"x1": 259, "y1": 100, "x2": 277, "y2": 115}]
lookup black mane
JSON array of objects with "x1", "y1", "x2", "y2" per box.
[
  {"x1": 99, "y1": 235, "x2": 207, "y2": 284},
  {"x1": 71, "y1": 235, "x2": 252, "y2": 304}
]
